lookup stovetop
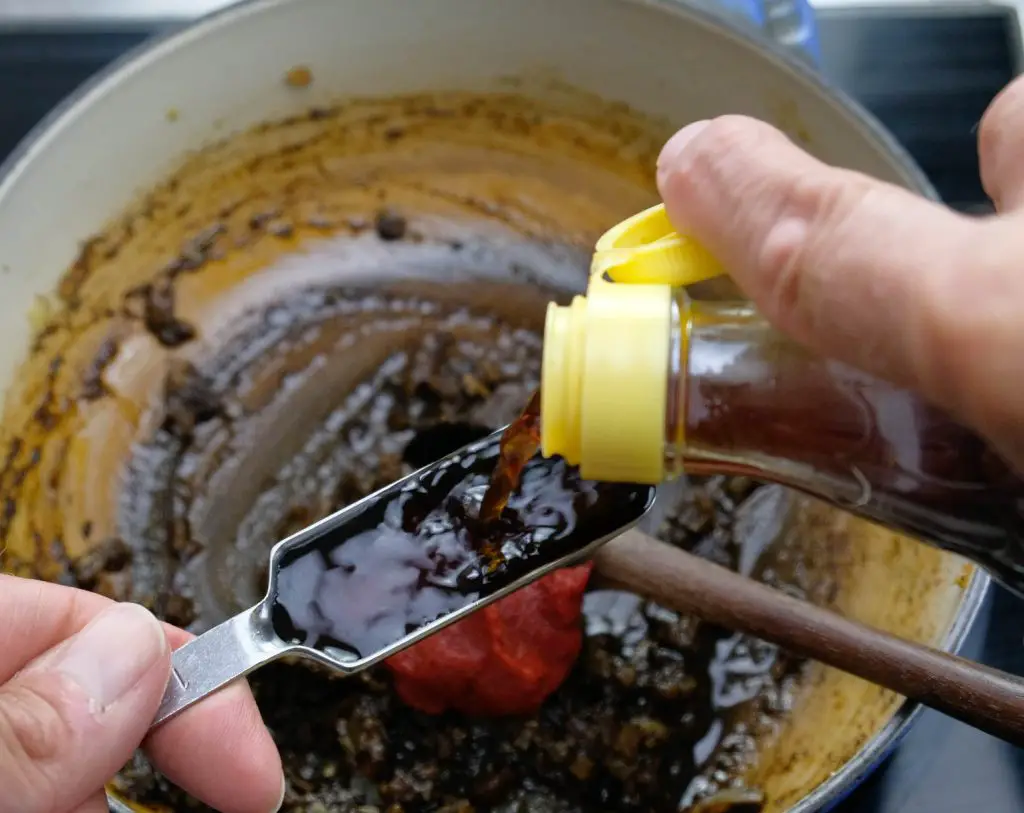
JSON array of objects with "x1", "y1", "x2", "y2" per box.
[{"x1": 0, "y1": 5, "x2": 1020, "y2": 812}]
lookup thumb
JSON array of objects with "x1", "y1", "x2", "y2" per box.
[
  {"x1": 0, "y1": 603, "x2": 170, "y2": 813},
  {"x1": 655, "y1": 115, "x2": 1012, "y2": 427}
]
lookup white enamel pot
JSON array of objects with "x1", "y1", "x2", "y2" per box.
[{"x1": 0, "y1": 1, "x2": 986, "y2": 811}]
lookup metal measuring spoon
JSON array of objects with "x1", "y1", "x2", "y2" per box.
[{"x1": 151, "y1": 428, "x2": 655, "y2": 728}]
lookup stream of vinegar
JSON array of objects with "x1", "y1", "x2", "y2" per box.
[{"x1": 478, "y1": 389, "x2": 542, "y2": 523}]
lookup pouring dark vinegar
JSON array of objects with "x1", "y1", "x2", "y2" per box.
[
  {"x1": 478, "y1": 389, "x2": 542, "y2": 523},
  {"x1": 268, "y1": 410, "x2": 652, "y2": 660}
]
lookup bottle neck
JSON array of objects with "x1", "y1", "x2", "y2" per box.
[{"x1": 667, "y1": 294, "x2": 1024, "y2": 597}]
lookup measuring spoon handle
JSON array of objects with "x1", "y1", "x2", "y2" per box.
[
  {"x1": 151, "y1": 606, "x2": 284, "y2": 729},
  {"x1": 595, "y1": 529, "x2": 1024, "y2": 747}
]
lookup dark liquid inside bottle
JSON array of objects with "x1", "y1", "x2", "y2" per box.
[
  {"x1": 682, "y1": 303, "x2": 1024, "y2": 596},
  {"x1": 269, "y1": 428, "x2": 653, "y2": 660}
]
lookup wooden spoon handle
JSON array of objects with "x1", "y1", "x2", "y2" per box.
[{"x1": 594, "y1": 529, "x2": 1024, "y2": 746}]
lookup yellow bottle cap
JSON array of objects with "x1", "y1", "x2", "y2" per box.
[
  {"x1": 591, "y1": 203, "x2": 725, "y2": 286},
  {"x1": 542, "y1": 204, "x2": 724, "y2": 484}
]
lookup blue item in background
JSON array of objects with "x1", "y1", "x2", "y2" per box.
[{"x1": 697, "y1": 0, "x2": 823, "y2": 65}]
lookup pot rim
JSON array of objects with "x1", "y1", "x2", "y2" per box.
[{"x1": 0, "y1": 2, "x2": 988, "y2": 812}]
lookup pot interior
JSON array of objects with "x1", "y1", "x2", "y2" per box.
[{"x1": 0, "y1": 86, "x2": 975, "y2": 813}]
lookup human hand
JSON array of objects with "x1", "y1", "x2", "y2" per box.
[
  {"x1": 0, "y1": 575, "x2": 284, "y2": 813},
  {"x1": 655, "y1": 75, "x2": 1024, "y2": 472}
]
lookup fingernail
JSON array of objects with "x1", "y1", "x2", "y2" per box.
[
  {"x1": 46, "y1": 603, "x2": 167, "y2": 711},
  {"x1": 272, "y1": 775, "x2": 287, "y2": 812},
  {"x1": 657, "y1": 120, "x2": 710, "y2": 181}
]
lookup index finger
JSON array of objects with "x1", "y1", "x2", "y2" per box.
[
  {"x1": 0, "y1": 575, "x2": 283, "y2": 813},
  {"x1": 144, "y1": 670, "x2": 284, "y2": 813},
  {"x1": 654, "y1": 115, "x2": 1014, "y2": 427}
]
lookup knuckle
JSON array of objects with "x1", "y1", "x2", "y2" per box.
[
  {"x1": 757, "y1": 218, "x2": 808, "y2": 322},
  {"x1": 793, "y1": 166, "x2": 872, "y2": 229},
  {"x1": 755, "y1": 171, "x2": 872, "y2": 323},
  {"x1": 0, "y1": 680, "x2": 69, "y2": 763},
  {"x1": 0, "y1": 679, "x2": 70, "y2": 811}
]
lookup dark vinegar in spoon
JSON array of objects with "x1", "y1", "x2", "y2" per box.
[{"x1": 268, "y1": 427, "x2": 653, "y2": 661}]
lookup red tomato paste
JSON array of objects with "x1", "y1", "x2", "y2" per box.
[{"x1": 386, "y1": 563, "x2": 592, "y2": 716}]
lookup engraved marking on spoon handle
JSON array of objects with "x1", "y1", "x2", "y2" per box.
[{"x1": 151, "y1": 605, "x2": 284, "y2": 729}]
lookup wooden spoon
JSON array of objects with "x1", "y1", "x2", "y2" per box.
[{"x1": 593, "y1": 528, "x2": 1024, "y2": 746}]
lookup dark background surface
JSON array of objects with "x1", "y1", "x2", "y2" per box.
[
  {"x1": 817, "y1": 7, "x2": 1020, "y2": 212},
  {"x1": 0, "y1": 8, "x2": 1019, "y2": 811}
]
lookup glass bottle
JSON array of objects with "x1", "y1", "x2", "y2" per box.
[{"x1": 541, "y1": 205, "x2": 1024, "y2": 596}]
